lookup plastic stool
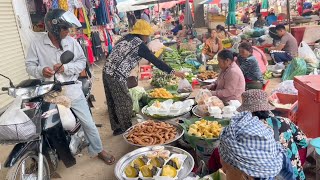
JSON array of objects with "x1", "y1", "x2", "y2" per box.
[
  {"x1": 140, "y1": 65, "x2": 152, "y2": 72},
  {"x1": 262, "y1": 80, "x2": 270, "y2": 91},
  {"x1": 192, "y1": 79, "x2": 199, "y2": 89},
  {"x1": 140, "y1": 72, "x2": 152, "y2": 80}
]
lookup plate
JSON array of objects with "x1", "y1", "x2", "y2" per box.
[
  {"x1": 123, "y1": 121, "x2": 184, "y2": 147},
  {"x1": 197, "y1": 78, "x2": 216, "y2": 84},
  {"x1": 192, "y1": 105, "x2": 209, "y2": 118},
  {"x1": 141, "y1": 105, "x2": 193, "y2": 120},
  {"x1": 114, "y1": 146, "x2": 194, "y2": 180}
]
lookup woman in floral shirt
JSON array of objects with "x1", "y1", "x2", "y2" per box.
[{"x1": 237, "y1": 90, "x2": 308, "y2": 180}]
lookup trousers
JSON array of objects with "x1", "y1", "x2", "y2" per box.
[
  {"x1": 103, "y1": 73, "x2": 133, "y2": 131},
  {"x1": 71, "y1": 94, "x2": 103, "y2": 156},
  {"x1": 271, "y1": 51, "x2": 293, "y2": 63}
]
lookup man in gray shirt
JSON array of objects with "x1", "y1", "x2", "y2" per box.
[
  {"x1": 25, "y1": 9, "x2": 115, "y2": 165},
  {"x1": 269, "y1": 24, "x2": 298, "y2": 63}
]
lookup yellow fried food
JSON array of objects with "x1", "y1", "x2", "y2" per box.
[
  {"x1": 149, "y1": 88, "x2": 174, "y2": 99},
  {"x1": 187, "y1": 119, "x2": 222, "y2": 138}
]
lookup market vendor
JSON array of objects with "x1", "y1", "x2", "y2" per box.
[
  {"x1": 171, "y1": 20, "x2": 181, "y2": 36},
  {"x1": 202, "y1": 29, "x2": 223, "y2": 61},
  {"x1": 203, "y1": 50, "x2": 245, "y2": 102},
  {"x1": 237, "y1": 89, "x2": 308, "y2": 180},
  {"x1": 237, "y1": 42, "x2": 264, "y2": 90},
  {"x1": 103, "y1": 20, "x2": 185, "y2": 136},
  {"x1": 241, "y1": 11, "x2": 250, "y2": 24},
  {"x1": 254, "y1": 14, "x2": 266, "y2": 28},
  {"x1": 219, "y1": 112, "x2": 285, "y2": 179},
  {"x1": 176, "y1": 25, "x2": 188, "y2": 42},
  {"x1": 269, "y1": 24, "x2": 298, "y2": 63},
  {"x1": 216, "y1": 25, "x2": 231, "y2": 40}
]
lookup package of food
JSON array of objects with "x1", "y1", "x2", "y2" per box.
[
  {"x1": 195, "y1": 89, "x2": 212, "y2": 105},
  {"x1": 205, "y1": 96, "x2": 224, "y2": 109},
  {"x1": 177, "y1": 79, "x2": 192, "y2": 93}
]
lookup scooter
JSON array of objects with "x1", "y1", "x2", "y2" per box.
[{"x1": 0, "y1": 51, "x2": 90, "y2": 180}]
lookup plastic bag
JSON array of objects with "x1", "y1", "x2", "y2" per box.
[
  {"x1": 178, "y1": 78, "x2": 192, "y2": 93},
  {"x1": 57, "y1": 104, "x2": 76, "y2": 131},
  {"x1": 0, "y1": 97, "x2": 30, "y2": 125},
  {"x1": 298, "y1": 41, "x2": 319, "y2": 73},
  {"x1": 271, "y1": 80, "x2": 298, "y2": 95},
  {"x1": 129, "y1": 87, "x2": 146, "y2": 113},
  {"x1": 282, "y1": 57, "x2": 307, "y2": 81},
  {"x1": 195, "y1": 89, "x2": 212, "y2": 105}
]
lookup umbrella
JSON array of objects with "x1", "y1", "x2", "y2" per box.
[
  {"x1": 262, "y1": 0, "x2": 269, "y2": 9},
  {"x1": 133, "y1": 0, "x2": 177, "y2": 6},
  {"x1": 117, "y1": 1, "x2": 148, "y2": 12},
  {"x1": 184, "y1": 0, "x2": 193, "y2": 26},
  {"x1": 226, "y1": 0, "x2": 236, "y2": 25},
  {"x1": 199, "y1": 0, "x2": 221, "y2": 4}
]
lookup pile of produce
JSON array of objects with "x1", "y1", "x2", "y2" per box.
[
  {"x1": 149, "y1": 88, "x2": 174, "y2": 99},
  {"x1": 126, "y1": 121, "x2": 177, "y2": 146},
  {"x1": 151, "y1": 70, "x2": 178, "y2": 90},
  {"x1": 187, "y1": 119, "x2": 222, "y2": 138},
  {"x1": 197, "y1": 71, "x2": 219, "y2": 81},
  {"x1": 123, "y1": 146, "x2": 187, "y2": 178}
]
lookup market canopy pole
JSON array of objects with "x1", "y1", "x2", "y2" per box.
[
  {"x1": 287, "y1": 0, "x2": 291, "y2": 32},
  {"x1": 184, "y1": 0, "x2": 194, "y2": 26}
]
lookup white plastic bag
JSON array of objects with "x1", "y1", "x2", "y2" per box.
[
  {"x1": 195, "y1": 89, "x2": 212, "y2": 105},
  {"x1": 0, "y1": 97, "x2": 30, "y2": 125},
  {"x1": 57, "y1": 104, "x2": 76, "y2": 131},
  {"x1": 178, "y1": 78, "x2": 192, "y2": 93},
  {"x1": 299, "y1": 41, "x2": 319, "y2": 65}
]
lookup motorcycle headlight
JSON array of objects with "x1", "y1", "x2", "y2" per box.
[{"x1": 8, "y1": 84, "x2": 54, "y2": 100}]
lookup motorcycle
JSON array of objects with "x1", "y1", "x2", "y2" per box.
[{"x1": 0, "y1": 51, "x2": 91, "y2": 180}]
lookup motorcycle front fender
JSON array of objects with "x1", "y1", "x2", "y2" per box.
[{"x1": 4, "y1": 141, "x2": 38, "y2": 168}]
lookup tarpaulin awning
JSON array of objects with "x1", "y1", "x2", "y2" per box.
[
  {"x1": 154, "y1": 1, "x2": 178, "y2": 10},
  {"x1": 117, "y1": 1, "x2": 148, "y2": 12},
  {"x1": 262, "y1": 0, "x2": 269, "y2": 9},
  {"x1": 199, "y1": 0, "x2": 221, "y2": 4},
  {"x1": 178, "y1": 0, "x2": 193, "y2": 4},
  {"x1": 134, "y1": 0, "x2": 177, "y2": 6}
]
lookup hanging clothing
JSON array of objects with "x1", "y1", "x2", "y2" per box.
[
  {"x1": 94, "y1": 0, "x2": 107, "y2": 25},
  {"x1": 91, "y1": 31, "x2": 104, "y2": 58},
  {"x1": 52, "y1": 0, "x2": 59, "y2": 9},
  {"x1": 76, "y1": 34, "x2": 95, "y2": 64},
  {"x1": 43, "y1": 0, "x2": 52, "y2": 11},
  {"x1": 59, "y1": 0, "x2": 69, "y2": 11},
  {"x1": 74, "y1": 8, "x2": 91, "y2": 38}
]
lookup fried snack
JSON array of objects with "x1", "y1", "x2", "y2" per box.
[
  {"x1": 126, "y1": 120, "x2": 177, "y2": 146},
  {"x1": 149, "y1": 88, "x2": 174, "y2": 99},
  {"x1": 197, "y1": 71, "x2": 219, "y2": 81}
]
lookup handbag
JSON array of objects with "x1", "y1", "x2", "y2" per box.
[
  {"x1": 126, "y1": 76, "x2": 138, "y2": 89},
  {"x1": 126, "y1": 64, "x2": 139, "y2": 89}
]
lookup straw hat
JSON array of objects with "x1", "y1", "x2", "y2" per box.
[
  {"x1": 237, "y1": 89, "x2": 275, "y2": 113},
  {"x1": 130, "y1": 19, "x2": 154, "y2": 36}
]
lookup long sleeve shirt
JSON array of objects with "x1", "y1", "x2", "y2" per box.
[
  {"x1": 238, "y1": 55, "x2": 264, "y2": 82},
  {"x1": 104, "y1": 34, "x2": 173, "y2": 82},
  {"x1": 26, "y1": 34, "x2": 86, "y2": 100},
  {"x1": 211, "y1": 62, "x2": 245, "y2": 102}
]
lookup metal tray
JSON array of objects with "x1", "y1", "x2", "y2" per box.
[
  {"x1": 141, "y1": 105, "x2": 193, "y2": 120},
  {"x1": 123, "y1": 121, "x2": 184, "y2": 147},
  {"x1": 192, "y1": 105, "x2": 209, "y2": 118},
  {"x1": 114, "y1": 146, "x2": 194, "y2": 180}
]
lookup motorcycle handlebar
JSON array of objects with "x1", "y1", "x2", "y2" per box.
[
  {"x1": 2, "y1": 87, "x2": 9, "y2": 91},
  {"x1": 61, "y1": 81, "x2": 76, "y2": 86}
]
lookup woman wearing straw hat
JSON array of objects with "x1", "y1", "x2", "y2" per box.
[
  {"x1": 103, "y1": 20, "x2": 185, "y2": 136},
  {"x1": 237, "y1": 89, "x2": 308, "y2": 180}
]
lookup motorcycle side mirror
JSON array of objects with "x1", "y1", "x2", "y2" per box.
[
  {"x1": 60, "y1": 50, "x2": 74, "y2": 64},
  {"x1": 54, "y1": 51, "x2": 74, "y2": 82}
]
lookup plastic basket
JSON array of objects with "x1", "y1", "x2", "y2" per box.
[
  {"x1": 269, "y1": 93, "x2": 298, "y2": 119},
  {"x1": 0, "y1": 109, "x2": 41, "y2": 144}
]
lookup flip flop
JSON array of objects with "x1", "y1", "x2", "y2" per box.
[{"x1": 98, "y1": 152, "x2": 116, "y2": 165}]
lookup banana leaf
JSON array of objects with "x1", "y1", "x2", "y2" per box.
[{"x1": 180, "y1": 117, "x2": 230, "y2": 148}]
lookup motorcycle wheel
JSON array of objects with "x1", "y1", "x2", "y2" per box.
[{"x1": 6, "y1": 151, "x2": 50, "y2": 180}]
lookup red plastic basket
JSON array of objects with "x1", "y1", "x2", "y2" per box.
[{"x1": 269, "y1": 93, "x2": 298, "y2": 121}]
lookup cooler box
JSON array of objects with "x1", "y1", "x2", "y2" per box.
[{"x1": 294, "y1": 75, "x2": 320, "y2": 138}]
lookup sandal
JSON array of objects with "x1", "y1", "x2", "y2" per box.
[{"x1": 98, "y1": 151, "x2": 116, "y2": 165}]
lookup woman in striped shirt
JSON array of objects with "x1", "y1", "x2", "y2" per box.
[{"x1": 237, "y1": 42, "x2": 264, "y2": 90}]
